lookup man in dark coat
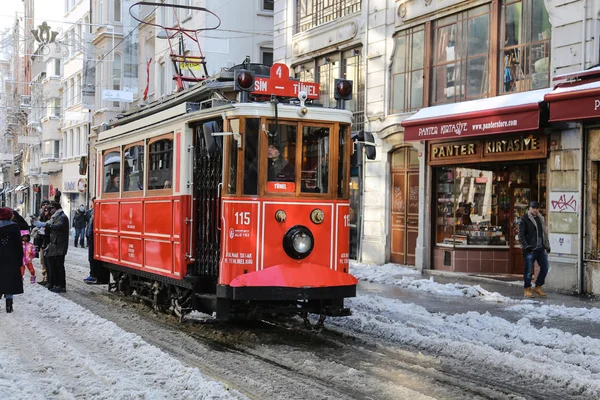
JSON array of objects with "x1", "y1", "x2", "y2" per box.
[
  {"x1": 518, "y1": 201, "x2": 551, "y2": 298},
  {"x1": 45, "y1": 201, "x2": 69, "y2": 293},
  {"x1": 72, "y1": 204, "x2": 87, "y2": 248},
  {"x1": 84, "y1": 198, "x2": 110, "y2": 284},
  {"x1": 0, "y1": 207, "x2": 24, "y2": 313}
]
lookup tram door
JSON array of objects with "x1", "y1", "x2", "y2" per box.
[
  {"x1": 390, "y1": 147, "x2": 420, "y2": 265},
  {"x1": 194, "y1": 122, "x2": 223, "y2": 284}
]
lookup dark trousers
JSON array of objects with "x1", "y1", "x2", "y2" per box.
[
  {"x1": 523, "y1": 247, "x2": 549, "y2": 288},
  {"x1": 89, "y1": 237, "x2": 110, "y2": 283},
  {"x1": 48, "y1": 255, "x2": 66, "y2": 289},
  {"x1": 74, "y1": 228, "x2": 85, "y2": 247}
]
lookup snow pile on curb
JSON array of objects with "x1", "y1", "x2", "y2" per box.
[
  {"x1": 332, "y1": 294, "x2": 600, "y2": 398},
  {"x1": 351, "y1": 262, "x2": 518, "y2": 303}
]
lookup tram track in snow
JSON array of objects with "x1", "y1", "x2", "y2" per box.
[{"x1": 58, "y1": 266, "x2": 544, "y2": 400}]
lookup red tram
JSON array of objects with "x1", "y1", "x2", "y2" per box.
[{"x1": 93, "y1": 61, "x2": 373, "y2": 322}]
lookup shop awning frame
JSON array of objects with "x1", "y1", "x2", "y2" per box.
[
  {"x1": 544, "y1": 67, "x2": 600, "y2": 122},
  {"x1": 401, "y1": 88, "x2": 552, "y2": 141}
]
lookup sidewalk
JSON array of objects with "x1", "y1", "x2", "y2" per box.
[{"x1": 353, "y1": 263, "x2": 600, "y2": 340}]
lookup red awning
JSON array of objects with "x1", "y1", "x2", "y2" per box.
[
  {"x1": 544, "y1": 67, "x2": 600, "y2": 122},
  {"x1": 401, "y1": 88, "x2": 551, "y2": 141}
]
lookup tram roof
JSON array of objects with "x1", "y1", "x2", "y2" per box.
[{"x1": 97, "y1": 101, "x2": 353, "y2": 144}]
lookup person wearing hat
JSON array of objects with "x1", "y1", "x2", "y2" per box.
[
  {"x1": 0, "y1": 207, "x2": 24, "y2": 313},
  {"x1": 518, "y1": 200, "x2": 551, "y2": 298},
  {"x1": 44, "y1": 201, "x2": 70, "y2": 293}
]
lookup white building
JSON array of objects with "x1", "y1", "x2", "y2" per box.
[
  {"x1": 87, "y1": 0, "x2": 274, "y2": 197},
  {"x1": 60, "y1": 0, "x2": 91, "y2": 220}
]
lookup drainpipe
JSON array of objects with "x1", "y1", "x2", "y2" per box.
[
  {"x1": 579, "y1": 125, "x2": 586, "y2": 294},
  {"x1": 582, "y1": 0, "x2": 588, "y2": 70}
]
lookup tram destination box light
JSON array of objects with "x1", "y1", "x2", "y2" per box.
[{"x1": 234, "y1": 69, "x2": 255, "y2": 92}]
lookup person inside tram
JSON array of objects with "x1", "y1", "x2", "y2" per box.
[
  {"x1": 105, "y1": 174, "x2": 120, "y2": 193},
  {"x1": 267, "y1": 144, "x2": 294, "y2": 182}
]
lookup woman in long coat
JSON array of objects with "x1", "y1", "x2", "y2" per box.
[{"x1": 0, "y1": 207, "x2": 24, "y2": 313}]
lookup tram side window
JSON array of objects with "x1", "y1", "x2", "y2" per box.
[
  {"x1": 243, "y1": 118, "x2": 260, "y2": 195},
  {"x1": 301, "y1": 126, "x2": 330, "y2": 194},
  {"x1": 124, "y1": 144, "x2": 145, "y2": 192},
  {"x1": 103, "y1": 150, "x2": 121, "y2": 194},
  {"x1": 148, "y1": 138, "x2": 173, "y2": 191},
  {"x1": 267, "y1": 124, "x2": 296, "y2": 186}
]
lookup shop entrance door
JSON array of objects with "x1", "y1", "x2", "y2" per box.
[{"x1": 390, "y1": 147, "x2": 420, "y2": 265}]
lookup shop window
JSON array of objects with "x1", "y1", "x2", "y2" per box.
[
  {"x1": 434, "y1": 163, "x2": 546, "y2": 249},
  {"x1": 103, "y1": 149, "x2": 121, "y2": 194},
  {"x1": 343, "y1": 49, "x2": 364, "y2": 132},
  {"x1": 500, "y1": 0, "x2": 551, "y2": 93},
  {"x1": 147, "y1": 137, "x2": 173, "y2": 191},
  {"x1": 432, "y1": 5, "x2": 491, "y2": 104},
  {"x1": 295, "y1": 63, "x2": 315, "y2": 82},
  {"x1": 124, "y1": 143, "x2": 144, "y2": 193},
  {"x1": 301, "y1": 126, "x2": 330, "y2": 194},
  {"x1": 243, "y1": 119, "x2": 260, "y2": 196},
  {"x1": 391, "y1": 26, "x2": 425, "y2": 113}
]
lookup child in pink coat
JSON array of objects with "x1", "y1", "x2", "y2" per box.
[{"x1": 21, "y1": 230, "x2": 36, "y2": 283}]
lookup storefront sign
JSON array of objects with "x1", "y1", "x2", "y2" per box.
[
  {"x1": 403, "y1": 108, "x2": 541, "y2": 141},
  {"x1": 429, "y1": 134, "x2": 547, "y2": 165},
  {"x1": 63, "y1": 180, "x2": 80, "y2": 193},
  {"x1": 485, "y1": 137, "x2": 540, "y2": 154},
  {"x1": 77, "y1": 178, "x2": 86, "y2": 193}
]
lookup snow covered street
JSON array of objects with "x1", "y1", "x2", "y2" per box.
[
  {"x1": 0, "y1": 281, "x2": 241, "y2": 400},
  {"x1": 2, "y1": 250, "x2": 600, "y2": 399}
]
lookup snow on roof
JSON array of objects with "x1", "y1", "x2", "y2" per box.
[
  {"x1": 554, "y1": 65, "x2": 600, "y2": 80},
  {"x1": 550, "y1": 80, "x2": 600, "y2": 95},
  {"x1": 404, "y1": 88, "x2": 552, "y2": 122}
]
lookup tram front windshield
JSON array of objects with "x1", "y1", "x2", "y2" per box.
[{"x1": 237, "y1": 119, "x2": 347, "y2": 197}]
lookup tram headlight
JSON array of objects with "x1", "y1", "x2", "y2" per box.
[{"x1": 283, "y1": 225, "x2": 314, "y2": 260}]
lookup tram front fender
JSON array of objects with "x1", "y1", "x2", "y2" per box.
[{"x1": 229, "y1": 263, "x2": 358, "y2": 288}]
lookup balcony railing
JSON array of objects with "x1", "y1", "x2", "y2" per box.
[{"x1": 296, "y1": 0, "x2": 361, "y2": 33}]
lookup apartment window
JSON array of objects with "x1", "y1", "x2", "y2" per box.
[
  {"x1": 343, "y1": 49, "x2": 364, "y2": 132},
  {"x1": 81, "y1": 125, "x2": 88, "y2": 155},
  {"x1": 262, "y1": 0, "x2": 274, "y2": 11},
  {"x1": 296, "y1": 0, "x2": 361, "y2": 33},
  {"x1": 391, "y1": 26, "x2": 425, "y2": 114},
  {"x1": 113, "y1": 54, "x2": 122, "y2": 108},
  {"x1": 68, "y1": 78, "x2": 75, "y2": 106},
  {"x1": 318, "y1": 56, "x2": 340, "y2": 108},
  {"x1": 432, "y1": 5, "x2": 491, "y2": 104},
  {"x1": 159, "y1": 62, "x2": 166, "y2": 96},
  {"x1": 65, "y1": 0, "x2": 69, "y2": 13},
  {"x1": 98, "y1": 0, "x2": 104, "y2": 25},
  {"x1": 114, "y1": 0, "x2": 121, "y2": 22},
  {"x1": 76, "y1": 127, "x2": 82, "y2": 157},
  {"x1": 293, "y1": 48, "x2": 364, "y2": 129},
  {"x1": 261, "y1": 48, "x2": 273, "y2": 66},
  {"x1": 177, "y1": 0, "x2": 192, "y2": 21},
  {"x1": 295, "y1": 63, "x2": 315, "y2": 82},
  {"x1": 76, "y1": 74, "x2": 82, "y2": 104},
  {"x1": 43, "y1": 140, "x2": 60, "y2": 159},
  {"x1": 54, "y1": 99, "x2": 61, "y2": 117},
  {"x1": 500, "y1": 0, "x2": 551, "y2": 93},
  {"x1": 69, "y1": 130, "x2": 74, "y2": 158}
]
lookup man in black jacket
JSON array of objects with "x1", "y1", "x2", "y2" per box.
[
  {"x1": 45, "y1": 201, "x2": 69, "y2": 293},
  {"x1": 518, "y1": 201, "x2": 551, "y2": 298}
]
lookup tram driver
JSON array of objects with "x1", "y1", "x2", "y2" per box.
[{"x1": 267, "y1": 144, "x2": 294, "y2": 182}]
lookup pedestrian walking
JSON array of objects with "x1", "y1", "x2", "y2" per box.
[
  {"x1": 44, "y1": 201, "x2": 69, "y2": 293},
  {"x1": 518, "y1": 201, "x2": 551, "y2": 298},
  {"x1": 73, "y1": 205, "x2": 87, "y2": 248},
  {"x1": 0, "y1": 207, "x2": 24, "y2": 313},
  {"x1": 20, "y1": 230, "x2": 36, "y2": 284}
]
